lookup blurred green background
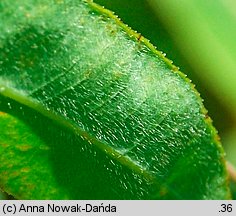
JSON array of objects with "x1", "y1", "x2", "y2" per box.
[{"x1": 94, "y1": 0, "x2": 236, "y2": 170}]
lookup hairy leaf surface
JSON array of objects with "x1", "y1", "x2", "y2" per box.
[{"x1": 0, "y1": 0, "x2": 230, "y2": 199}]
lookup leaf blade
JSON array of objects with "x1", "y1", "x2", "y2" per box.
[{"x1": 0, "y1": 0, "x2": 230, "y2": 199}]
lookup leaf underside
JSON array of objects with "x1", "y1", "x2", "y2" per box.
[{"x1": 0, "y1": 0, "x2": 230, "y2": 199}]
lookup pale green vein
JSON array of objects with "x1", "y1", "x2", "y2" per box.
[{"x1": 0, "y1": 85, "x2": 155, "y2": 180}]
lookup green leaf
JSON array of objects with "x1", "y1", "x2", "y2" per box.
[
  {"x1": 149, "y1": 0, "x2": 236, "y2": 119},
  {"x1": 0, "y1": 0, "x2": 230, "y2": 199}
]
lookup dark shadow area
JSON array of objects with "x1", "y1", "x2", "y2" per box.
[
  {"x1": 0, "y1": 24, "x2": 65, "y2": 91},
  {"x1": 0, "y1": 95, "x2": 154, "y2": 199},
  {"x1": 0, "y1": 94, "x2": 228, "y2": 199}
]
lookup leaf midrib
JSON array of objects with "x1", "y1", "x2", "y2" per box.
[{"x1": 0, "y1": 84, "x2": 157, "y2": 181}]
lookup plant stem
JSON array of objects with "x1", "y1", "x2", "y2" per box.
[{"x1": 226, "y1": 161, "x2": 236, "y2": 182}]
